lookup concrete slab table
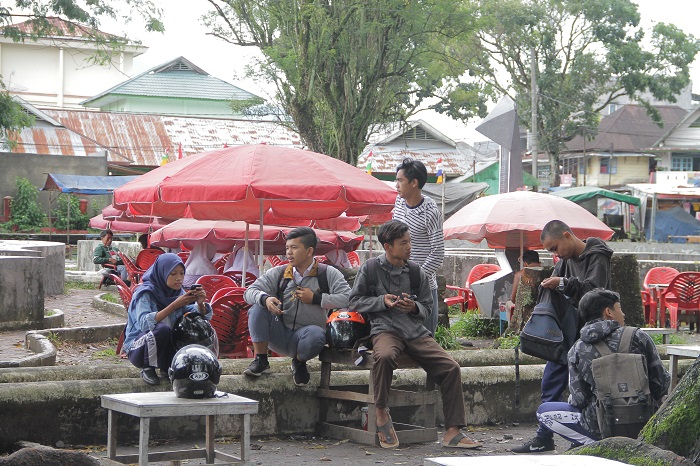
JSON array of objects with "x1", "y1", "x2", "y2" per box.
[
  {"x1": 666, "y1": 345, "x2": 700, "y2": 391},
  {"x1": 101, "y1": 392, "x2": 258, "y2": 466}
]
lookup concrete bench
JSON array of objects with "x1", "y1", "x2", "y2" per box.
[
  {"x1": 316, "y1": 347, "x2": 438, "y2": 446},
  {"x1": 100, "y1": 392, "x2": 258, "y2": 465},
  {"x1": 640, "y1": 327, "x2": 675, "y2": 344}
]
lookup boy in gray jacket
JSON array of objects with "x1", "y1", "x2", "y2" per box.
[
  {"x1": 350, "y1": 220, "x2": 481, "y2": 450},
  {"x1": 243, "y1": 227, "x2": 351, "y2": 386}
]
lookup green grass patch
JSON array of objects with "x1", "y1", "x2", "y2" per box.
[
  {"x1": 496, "y1": 334, "x2": 520, "y2": 349},
  {"x1": 93, "y1": 349, "x2": 117, "y2": 358},
  {"x1": 64, "y1": 281, "x2": 98, "y2": 292},
  {"x1": 450, "y1": 311, "x2": 500, "y2": 338},
  {"x1": 649, "y1": 333, "x2": 685, "y2": 345},
  {"x1": 101, "y1": 293, "x2": 120, "y2": 304}
]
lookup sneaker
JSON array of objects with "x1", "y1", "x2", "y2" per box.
[
  {"x1": 244, "y1": 357, "x2": 271, "y2": 377},
  {"x1": 291, "y1": 358, "x2": 310, "y2": 386},
  {"x1": 511, "y1": 437, "x2": 555, "y2": 453},
  {"x1": 140, "y1": 367, "x2": 160, "y2": 386}
]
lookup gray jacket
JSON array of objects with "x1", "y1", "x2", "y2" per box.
[
  {"x1": 349, "y1": 254, "x2": 432, "y2": 341},
  {"x1": 244, "y1": 261, "x2": 351, "y2": 331}
]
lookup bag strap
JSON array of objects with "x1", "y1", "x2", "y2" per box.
[
  {"x1": 277, "y1": 263, "x2": 330, "y2": 300},
  {"x1": 407, "y1": 260, "x2": 421, "y2": 296},
  {"x1": 593, "y1": 326, "x2": 636, "y2": 356}
]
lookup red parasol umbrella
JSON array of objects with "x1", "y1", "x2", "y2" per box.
[
  {"x1": 443, "y1": 191, "x2": 614, "y2": 249},
  {"x1": 89, "y1": 214, "x2": 170, "y2": 234},
  {"x1": 113, "y1": 144, "x2": 396, "y2": 222},
  {"x1": 149, "y1": 218, "x2": 364, "y2": 256}
]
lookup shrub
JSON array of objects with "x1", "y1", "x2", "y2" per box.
[
  {"x1": 434, "y1": 325, "x2": 462, "y2": 350},
  {"x1": 450, "y1": 310, "x2": 500, "y2": 338},
  {"x1": 52, "y1": 194, "x2": 89, "y2": 230},
  {"x1": 6, "y1": 177, "x2": 47, "y2": 231}
]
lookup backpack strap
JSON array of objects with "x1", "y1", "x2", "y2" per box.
[
  {"x1": 407, "y1": 260, "x2": 421, "y2": 297},
  {"x1": 276, "y1": 262, "x2": 330, "y2": 301},
  {"x1": 593, "y1": 326, "x2": 636, "y2": 356}
]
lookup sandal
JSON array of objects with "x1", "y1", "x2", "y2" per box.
[
  {"x1": 376, "y1": 414, "x2": 399, "y2": 449},
  {"x1": 442, "y1": 432, "x2": 482, "y2": 449}
]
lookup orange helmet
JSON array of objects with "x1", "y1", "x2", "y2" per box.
[{"x1": 326, "y1": 309, "x2": 369, "y2": 349}]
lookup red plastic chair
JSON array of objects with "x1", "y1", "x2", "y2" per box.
[
  {"x1": 118, "y1": 252, "x2": 146, "y2": 285},
  {"x1": 223, "y1": 270, "x2": 256, "y2": 287},
  {"x1": 659, "y1": 271, "x2": 700, "y2": 332},
  {"x1": 213, "y1": 253, "x2": 232, "y2": 274},
  {"x1": 641, "y1": 267, "x2": 679, "y2": 326},
  {"x1": 195, "y1": 275, "x2": 239, "y2": 302},
  {"x1": 347, "y1": 251, "x2": 361, "y2": 267},
  {"x1": 135, "y1": 248, "x2": 164, "y2": 272},
  {"x1": 444, "y1": 263, "x2": 501, "y2": 312},
  {"x1": 210, "y1": 292, "x2": 254, "y2": 358},
  {"x1": 211, "y1": 286, "x2": 247, "y2": 303},
  {"x1": 264, "y1": 255, "x2": 289, "y2": 267}
]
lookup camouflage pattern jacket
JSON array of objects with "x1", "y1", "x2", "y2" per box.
[{"x1": 567, "y1": 319, "x2": 670, "y2": 438}]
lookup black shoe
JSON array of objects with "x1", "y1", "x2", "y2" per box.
[
  {"x1": 243, "y1": 357, "x2": 271, "y2": 377},
  {"x1": 512, "y1": 437, "x2": 555, "y2": 453},
  {"x1": 291, "y1": 358, "x2": 310, "y2": 386},
  {"x1": 140, "y1": 367, "x2": 160, "y2": 386}
]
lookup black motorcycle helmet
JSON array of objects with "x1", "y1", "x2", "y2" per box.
[
  {"x1": 326, "y1": 309, "x2": 369, "y2": 349},
  {"x1": 168, "y1": 344, "x2": 222, "y2": 399},
  {"x1": 172, "y1": 312, "x2": 219, "y2": 357}
]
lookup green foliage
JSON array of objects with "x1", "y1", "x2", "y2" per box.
[
  {"x1": 94, "y1": 348, "x2": 117, "y2": 358},
  {"x1": 434, "y1": 324, "x2": 462, "y2": 351},
  {"x1": 6, "y1": 177, "x2": 47, "y2": 231},
  {"x1": 496, "y1": 334, "x2": 520, "y2": 349},
  {"x1": 203, "y1": 0, "x2": 487, "y2": 164},
  {"x1": 52, "y1": 194, "x2": 89, "y2": 230},
  {"x1": 100, "y1": 293, "x2": 120, "y2": 304},
  {"x1": 450, "y1": 310, "x2": 500, "y2": 338},
  {"x1": 462, "y1": 0, "x2": 700, "y2": 186},
  {"x1": 0, "y1": 83, "x2": 34, "y2": 147},
  {"x1": 649, "y1": 333, "x2": 685, "y2": 346},
  {"x1": 64, "y1": 281, "x2": 98, "y2": 292}
]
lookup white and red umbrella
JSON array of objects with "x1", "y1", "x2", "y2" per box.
[
  {"x1": 113, "y1": 144, "x2": 396, "y2": 222},
  {"x1": 89, "y1": 214, "x2": 170, "y2": 234},
  {"x1": 444, "y1": 191, "x2": 614, "y2": 249}
]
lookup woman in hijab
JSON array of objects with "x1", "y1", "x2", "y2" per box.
[{"x1": 122, "y1": 253, "x2": 213, "y2": 386}]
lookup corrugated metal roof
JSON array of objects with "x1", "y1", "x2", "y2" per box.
[
  {"x1": 42, "y1": 109, "x2": 303, "y2": 166},
  {"x1": 358, "y1": 120, "x2": 469, "y2": 177},
  {"x1": 83, "y1": 57, "x2": 259, "y2": 105},
  {"x1": 10, "y1": 16, "x2": 121, "y2": 41},
  {"x1": 9, "y1": 123, "x2": 104, "y2": 157}
]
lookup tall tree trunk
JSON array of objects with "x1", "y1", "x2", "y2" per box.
[{"x1": 611, "y1": 254, "x2": 645, "y2": 328}]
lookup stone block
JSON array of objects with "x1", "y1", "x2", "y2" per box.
[{"x1": 0, "y1": 256, "x2": 44, "y2": 330}]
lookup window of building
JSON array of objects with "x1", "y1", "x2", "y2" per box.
[
  {"x1": 671, "y1": 155, "x2": 693, "y2": 171},
  {"x1": 600, "y1": 157, "x2": 617, "y2": 174}
]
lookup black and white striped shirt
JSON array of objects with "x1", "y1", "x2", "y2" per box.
[{"x1": 393, "y1": 195, "x2": 444, "y2": 290}]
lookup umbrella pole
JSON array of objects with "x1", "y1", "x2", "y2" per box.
[
  {"x1": 242, "y1": 223, "x2": 249, "y2": 286},
  {"x1": 259, "y1": 201, "x2": 265, "y2": 271}
]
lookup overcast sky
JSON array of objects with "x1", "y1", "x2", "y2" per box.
[{"x1": 101, "y1": 0, "x2": 700, "y2": 143}]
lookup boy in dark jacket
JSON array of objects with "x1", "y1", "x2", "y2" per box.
[
  {"x1": 514, "y1": 220, "x2": 614, "y2": 453},
  {"x1": 536, "y1": 288, "x2": 669, "y2": 445},
  {"x1": 350, "y1": 220, "x2": 481, "y2": 450}
]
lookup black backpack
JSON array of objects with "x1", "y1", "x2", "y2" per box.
[
  {"x1": 592, "y1": 326, "x2": 654, "y2": 439},
  {"x1": 519, "y1": 286, "x2": 578, "y2": 365}
]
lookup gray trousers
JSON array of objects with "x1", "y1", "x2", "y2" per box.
[{"x1": 247, "y1": 303, "x2": 326, "y2": 362}]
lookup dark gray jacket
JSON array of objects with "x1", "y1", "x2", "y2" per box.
[
  {"x1": 554, "y1": 237, "x2": 613, "y2": 307},
  {"x1": 349, "y1": 254, "x2": 432, "y2": 341}
]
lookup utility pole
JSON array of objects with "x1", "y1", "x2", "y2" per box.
[
  {"x1": 530, "y1": 47, "x2": 538, "y2": 191},
  {"x1": 608, "y1": 143, "x2": 614, "y2": 187}
]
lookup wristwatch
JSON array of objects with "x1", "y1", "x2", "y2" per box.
[{"x1": 558, "y1": 278, "x2": 565, "y2": 291}]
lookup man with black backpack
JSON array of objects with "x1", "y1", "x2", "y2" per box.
[
  {"x1": 514, "y1": 220, "x2": 613, "y2": 453},
  {"x1": 350, "y1": 220, "x2": 482, "y2": 450},
  {"x1": 535, "y1": 288, "x2": 669, "y2": 446},
  {"x1": 243, "y1": 227, "x2": 351, "y2": 386}
]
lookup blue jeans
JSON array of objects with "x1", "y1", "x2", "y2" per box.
[{"x1": 247, "y1": 303, "x2": 326, "y2": 362}]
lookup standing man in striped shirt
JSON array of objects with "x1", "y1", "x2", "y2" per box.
[{"x1": 393, "y1": 158, "x2": 444, "y2": 334}]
